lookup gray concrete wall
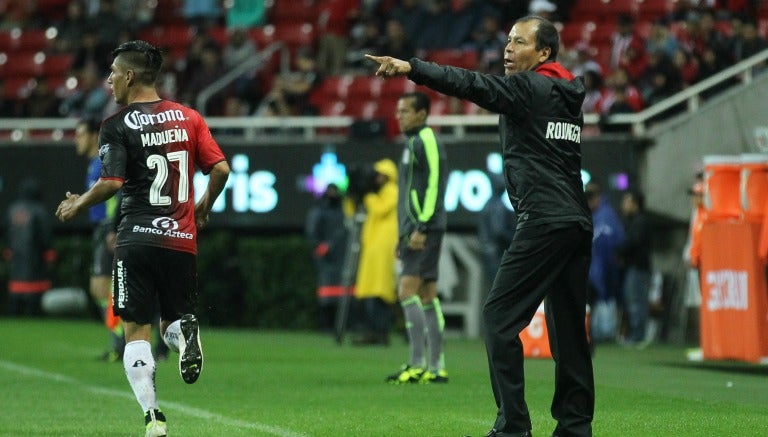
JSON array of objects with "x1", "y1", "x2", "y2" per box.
[{"x1": 642, "y1": 73, "x2": 768, "y2": 223}]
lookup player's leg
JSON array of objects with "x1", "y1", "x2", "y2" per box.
[
  {"x1": 114, "y1": 245, "x2": 166, "y2": 436},
  {"x1": 156, "y1": 249, "x2": 202, "y2": 384},
  {"x1": 385, "y1": 270, "x2": 426, "y2": 383},
  {"x1": 418, "y1": 232, "x2": 447, "y2": 383}
]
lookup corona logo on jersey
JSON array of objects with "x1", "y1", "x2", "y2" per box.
[
  {"x1": 131, "y1": 216, "x2": 193, "y2": 240},
  {"x1": 123, "y1": 109, "x2": 186, "y2": 131}
]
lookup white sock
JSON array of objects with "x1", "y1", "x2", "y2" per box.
[
  {"x1": 163, "y1": 320, "x2": 181, "y2": 353},
  {"x1": 123, "y1": 340, "x2": 157, "y2": 412}
]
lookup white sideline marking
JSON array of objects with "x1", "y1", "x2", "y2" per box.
[{"x1": 0, "y1": 359, "x2": 309, "y2": 437}]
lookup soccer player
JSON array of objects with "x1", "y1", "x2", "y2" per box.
[
  {"x1": 384, "y1": 91, "x2": 449, "y2": 384},
  {"x1": 74, "y1": 117, "x2": 125, "y2": 362},
  {"x1": 56, "y1": 40, "x2": 230, "y2": 437},
  {"x1": 367, "y1": 14, "x2": 594, "y2": 437}
]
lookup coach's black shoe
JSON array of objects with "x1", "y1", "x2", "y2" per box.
[{"x1": 179, "y1": 314, "x2": 203, "y2": 384}]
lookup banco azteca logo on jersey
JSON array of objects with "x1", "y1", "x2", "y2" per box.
[
  {"x1": 131, "y1": 216, "x2": 193, "y2": 240},
  {"x1": 152, "y1": 216, "x2": 179, "y2": 231}
]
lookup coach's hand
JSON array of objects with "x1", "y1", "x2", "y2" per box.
[{"x1": 365, "y1": 54, "x2": 411, "y2": 77}]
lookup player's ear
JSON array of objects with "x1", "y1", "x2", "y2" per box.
[{"x1": 125, "y1": 69, "x2": 134, "y2": 85}]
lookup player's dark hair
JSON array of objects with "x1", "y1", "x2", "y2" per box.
[
  {"x1": 112, "y1": 40, "x2": 163, "y2": 85},
  {"x1": 516, "y1": 15, "x2": 560, "y2": 61},
  {"x1": 401, "y1": 91, "x2": 431, "y2": 114},
  {"x1": 77, "y1": 116, "x2": 101, "y2": 134}
]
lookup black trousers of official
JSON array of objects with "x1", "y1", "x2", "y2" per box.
[{"x1": 483, "y1": 225, "x2": 594, "y2": 437}]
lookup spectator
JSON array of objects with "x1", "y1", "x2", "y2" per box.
[
  {"x1": 53, "y1": 0, "x2": 89, "y2": 54},
  {"x1": 226, "y1": 0, "x2": 266, "y2": 29},
  {"x1": 89, "y1": 0, "x2": 124, "y2": 51},
  {"x1": 528, "y1": 0, "x2": 558, "y2": 22},
  {"x1": 732, "y1": 19, "x2": 767, "y2": 66},
  {"x1": 60, "y1": 66, "x2": 110, "y2": 119},
  {"x1": 569, "y1": 42, "x2": 603, "y2": 78},
  {"x1": 414, "y1": 0, "x2": 459, "y2": 50},
  {"x1": 639, "y1": 50, "x2": 682, "y2": 107},
  {"x1": 388, "y1": 0, "x2": 428, "y2": 40},
  {"x1": 117, "y1": 0, "x2": 156, "y2": 32},
  {"x1": 585, "y1": 182, "x2": 625, "y2": 345},
  {"x1": 222, "y1": 28, "x2": 258, "y2": 95},
  {"x1": 346, "y1": 16, "x2": 382, "y2": 71},
  {"x1": 180, "y1": 42, "x2": 226, "y2": 114},
  {"x1": 672, "y1": 48, "x2": 700, "y2": 87},
  {"x1": 20, "y1": 77, "x2": 60, "y2": 118},
  {"x1": 374, "y1": 18, "x2": 416, "y2": 62},
  {"x1": 305, "y1": 183, "x2": 348, "y2": 332},
  {"x1": 317, "y1": 0, "x2": 361, "y2": 75},
  {"x1": 582, "y1": 69, "x2": 604, "y2": 114},
  {"x1": 353, "y1": 159, "x2": 399, "y2": 346},
  {"x1": 0, "y1": 79, "x2": 20, "y2": 117},
  {"x1": 4, "y1": 178, "x2": 55, "y2": 317},
  {"x1": 477, "y1": 173, "x2": 516, "y2": 286},
  {"x1": 256, "y1": 47, "x2": 322, "y2": 117},
  {"x1": 598, "y1": 68, "x2": 643, "y2": 115},
  {"x1": 616, "y1": 189, "x2": 652, "y2": 346},
  {"x1": 470, "y1": 14, "x2": 508, "y2": 74},
  {"x1": 182, "y1": 0, "x2": 222, "y2": 31},
  {"x1": 646, "y1": 19, "x2": 679, "y2": 59},
  {"x1": 610, "y1": 14, "x2": 648, "y2": 81}
]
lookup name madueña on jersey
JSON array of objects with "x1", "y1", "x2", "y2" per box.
[
  {"x1": 140, "y1": 128, "x2": 189, "y2": 147},
  {"x1": 545, "y1": 121, "x2": 581, "y2": 143}
]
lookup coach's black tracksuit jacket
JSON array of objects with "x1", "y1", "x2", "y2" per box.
[{"x1": 407, "y1": 58, "x2": 595, "y2": 436}]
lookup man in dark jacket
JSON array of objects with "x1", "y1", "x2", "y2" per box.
[
  {"x1": 5, "y1": 178, "x2": 55, "y2": 316},
  {"x1": 305, "y1": 183, "x2": 348, "y2": 331},
  {"x1": 367, "y1": 14, "x2": 594, "y2": 437}
]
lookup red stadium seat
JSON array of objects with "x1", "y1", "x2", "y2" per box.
[
  {"x1": 424, "y1": 49, "x2": 479, "y2": 70},
  {"x1": 559, "y1": 21, "x2": 596, "y2": 46},
  {"x1": 268, "y1": 0, "x2": 318, "y2": 25},
  {"x1": 318, "y1": 99, "x2": 346, "y2": 116},
  {"x1": 0, "y1": 51, "x2": 45, "y2": 78},
  {"x1": 347, "y1": 76, "x2": 383, "y2": 100},
  {"x1": 343, "y1": 99, "x2": 379, "y2": 119},
  {"x1": 138, "y1": 26, "x2": 196, "y2": 52},
  {"x1": 0, "y1": 29, "x2": 53, "y2": 52},
  {"x1": 273, "y1": 22, "x2": 317, "y2": 50},
  {"x1": 636, "y1": 0, "x2": 674, "y2": 21},
  {"x1": 380, "y1": 76, "x2": 417, "y2": 98},
  {"x1": 316, "y1": 75, "x2": 355, "y2": 99},
  {"x1": 44, "y1": 54, "x2": 73, "y2": 76}
]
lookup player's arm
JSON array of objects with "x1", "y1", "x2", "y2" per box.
[
  {"x1": 194, "y1": 160, "x2": 230, "y2": 228},
  {"x1": 56, "y1": 179, "x2": 123, "y2": 222}
]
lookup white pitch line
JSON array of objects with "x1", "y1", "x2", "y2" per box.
[{"x1": 0, "y1": 359, "x2": 309, "y2": 437}]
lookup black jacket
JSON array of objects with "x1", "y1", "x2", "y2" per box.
[{"x1": 408, "y1": 59, "x2": 592, "y2": 233}]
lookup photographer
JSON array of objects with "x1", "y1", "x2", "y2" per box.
[{"x1": 351, "y1": 159, "x2": 399, "y2": 346}]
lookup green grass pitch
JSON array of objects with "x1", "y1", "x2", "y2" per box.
[{"x1": 1, "y1": 318, "x2": 766, "y2": 436}]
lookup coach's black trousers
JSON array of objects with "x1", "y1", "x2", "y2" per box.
[{"x1": 483, "y1": 224, "x2": 594, "y2": 437}]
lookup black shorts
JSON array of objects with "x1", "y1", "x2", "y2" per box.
[
  {"x1": 112, "y1": 245, "x2": 197, "y2": 325},
  {"x1": 398, "y1": 231, "x2": 444, "y2": 281},
  {"x1": 92, "y1": 223, "x2": 113, "y2": 277}
]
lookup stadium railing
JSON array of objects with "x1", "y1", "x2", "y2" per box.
[{"x1": 1, "y1": 49, "x2": 765, "y2": 145}]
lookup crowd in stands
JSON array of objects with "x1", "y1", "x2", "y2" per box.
[{"x1": 0, "y1": 0, "x2": 765, "y2": 126}]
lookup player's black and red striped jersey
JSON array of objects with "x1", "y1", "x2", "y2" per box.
[{"x1": 99, "y1": 100, "x2": 226, "y2": 254}]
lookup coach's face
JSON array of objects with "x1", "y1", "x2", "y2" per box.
[
  {"x1": 107, "y1": 55, "x2": 130, "y2": 105},
  {"x1": 504, "y1": 20, "x2": 550, "y2": 75}
]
